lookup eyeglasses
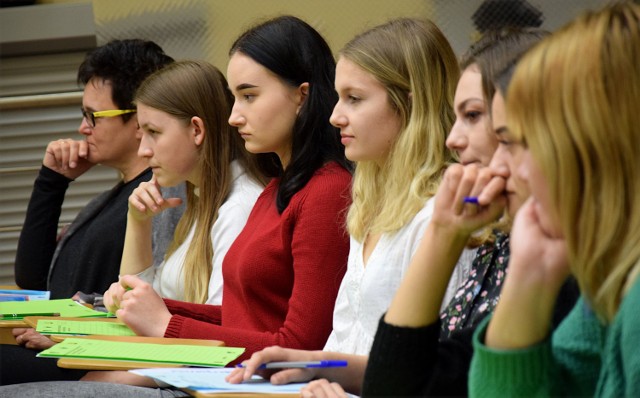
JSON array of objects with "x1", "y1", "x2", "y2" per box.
[{"x1": 81, "y1": 108, "x2": 136, "y2": 128}]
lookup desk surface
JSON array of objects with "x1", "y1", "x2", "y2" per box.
[
  {"x1": 0, "y1": 319, "x2": 28, "y2": 345},
  {"x1": 0, "y1": 285, "x2": 20, "y2": 290}
]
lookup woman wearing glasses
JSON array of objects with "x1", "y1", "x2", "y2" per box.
[
  {"x1": 6, "y1": 40, "x2": 185, "y2": 386},
  {"x1": 14, "y1": 39, "x2": 181, "y2": 302}
]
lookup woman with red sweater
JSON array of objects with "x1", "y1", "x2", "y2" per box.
[{"x1": 96, "y1": 15, "x2": 352, "y2": 379}]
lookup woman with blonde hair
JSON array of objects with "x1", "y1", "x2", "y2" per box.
[
  {"x1": 228, "y1": 16, "x2": 473, "y2": 392},
  {"x1": 116, "y1": 59, "x2": 266, "y2": 305},
  {"x1": 323, "y1": 17, "x2": 474, "y2": 356},
  {"x1": 228, "y1": 26, "x2": 567, "y2": 398},
  {"x1": 470, "y1": 2, "x2": 640, "y2": 396}
]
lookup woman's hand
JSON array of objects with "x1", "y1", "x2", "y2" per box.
[
  {"x1": 227, "y1": 346, "x2": 322, "y2": 385},
  {"x1": 111, "y1": 275, "x2": 173, "y2": 337},
  {"x1": 508, "y1": 198, "x2": 571, "y2": 287},
  {"x1": 485, "y1": 198, "x2": 571, "y2": 349},
  {"x1": 128, "y1": 175, "x2": 183, "y2": 222},
  {"x1": 12, "y1": 328, "x2": 56, "y2": 350},
  {"x1": 103, "y1": 279, "x2": 128, "y2": 314},
  {"x1": 431, "y1": 164, "x2": 506, "y2": 238},
  {"x1": 43, "y1": 139, "x2": 94, "y2": 179}
]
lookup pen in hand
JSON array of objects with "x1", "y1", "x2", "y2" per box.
[{"x1": 237, "y1": 360, "x2": 348, "y2": 369}]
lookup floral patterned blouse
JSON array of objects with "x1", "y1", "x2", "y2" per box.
[{"x1": 440, "y1": 232, "x2": 510, "y2": 338}]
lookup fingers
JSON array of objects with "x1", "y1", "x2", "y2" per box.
[
  {"x1": 104, "y1": 281, "x2": 126, "y2": 313},
  {"x1": 301, "y1": 379, "x2": 348, "y2": 398},
  {"x1": 225, "y1": 367, "x2": 247, "y2": 384},
  {"x1": 164, "y1": 197, "x2": 184, "y2": 209},
  {"x1": 12, "y1": 328, "x2": 28, "y2": 337},
  {"x1": 46, "y1": 139, "x2": 85, "y2": 170},
  {"x1": 477, "y1": 175, "x2": 506, "y2": 205},
  {"x1": 132, "y1": 182, "x2": 164, "y2": 212},
  {"x1": 227, "y1": 346, "x2": 318, "y2": 385},
  {"x1": 233, "y1": 346, "x2": 292, "y2": 382},
  {"x1": 270, "y1": 368, "x2": 313, "y2": 385},
  {"x1": 433, "y1": 164, "x2": 507, "y2": 235},
  {"x1": 13, "y1": 329, "x2": 55, "y2": 350},
  {"x1": 43, "y1": 139, "x2": 94, "y2": 179},
  {"x1": 119, "y1": 274, "x2": 149, "y2": 290}
]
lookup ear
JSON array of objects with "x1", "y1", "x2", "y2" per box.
[
  {"x1": 191, "y1": 116, "x2": 206, "y2": 146},
  {"x1": 296, "y1": 82, "x2": 310, "y2": 115},
  {"x1": 132, "y1": 115, "x2": 143, "y2": 140}
]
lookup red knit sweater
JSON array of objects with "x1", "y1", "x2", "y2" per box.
[{"x1": 163, "y1": 162, "x2": 352, "y2": 362}]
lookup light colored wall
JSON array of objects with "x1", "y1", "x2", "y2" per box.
[
  {"x1": 38, "y1": 0, "x2": 434, "y2": 71},
  {"x1": 37, "y1": 0, "x2": 609, "y2": 68}
]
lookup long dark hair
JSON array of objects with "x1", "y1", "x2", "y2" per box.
[
  {"x1": 135, "y1": 60, "x2": 266, "y2": 303},
  {"x1": 230, "y1": 15, "x2": 352, "y2": 213}
]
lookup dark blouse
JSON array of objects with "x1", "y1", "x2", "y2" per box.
[{"x1": 440, "y1": 232, "x2": 510, "y2": 337}]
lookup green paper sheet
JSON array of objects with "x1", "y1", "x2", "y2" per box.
[
  {"x1": 0, "y1": 299, "x2": 109, "y2": 319},
  {"x1": 38, "y1": 338, "x2": 244, "y2": 367},
  {"x1": 36, "y1": 320, "x2": 136, "y2": 336}
]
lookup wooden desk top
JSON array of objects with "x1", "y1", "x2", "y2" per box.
[
  {"x1": 0, "y1": 285, "x2": 20, "y2": 290},
  {"x1": 0, "y1": 319, "x2": 28, "y2": 345}
]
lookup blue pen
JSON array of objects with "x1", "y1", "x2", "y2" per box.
[
  {"x1": 463, "y1": 196, "x2": 479, "y2": 204},
  {"x1": 237, "y1": 360, "x2": 348, "y2": 369}
]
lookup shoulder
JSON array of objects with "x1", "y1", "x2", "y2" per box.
[
  {"x1": 296, "y1": 163, "x2": 351, "y2": 201},
  {"x1": 230, "y1": 161, "x2": 266, "y2": 199},
  {"x1": 412, "y1": 197, "x2": 436, "y2": 224},
  {"x1": 284, "y1": 163, "x2": 352, "y2": 216},
  {"x1": 304, "y1": 162, "x2": 352, "y2": 192},
  {"x1": 391, "y1": 197, "x2": 435, "y2": 239}
]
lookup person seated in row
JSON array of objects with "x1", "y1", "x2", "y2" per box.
[
  {"x1": 470, "y1": 2, "x2": 640, "y2": 396},
  {"x1": 323, "y1": 17, "x2": 475, "y2": 358},
  {"x1": 14, "y1": 39, "x2": 181, "y2": 300},
  {"x1": 119, "y1": 59, "x2": 266, "y2": 305},
  {"x1": 2, "y1": 39, "x2": 182, "y2": 387},
  {"x1": 81, "y1": 15, "x2": 353, "y2": 388},
  {"x1": 228, "y1": 27, "x2": 578, "y2": 397}
]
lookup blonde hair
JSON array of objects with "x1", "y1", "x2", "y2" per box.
[
  {"x1": 341, "y1": 18, "x2": 459, "y2": 241},
  {"x1": 136, "y1": 60, "x2": 266, "y2": 303},
  {"x1": 507, "y1": 2, "x2": 640, "y2": 322}
]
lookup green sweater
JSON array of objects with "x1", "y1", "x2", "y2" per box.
[{"x1": 469, "y1": 278, "x2": 640, "y2": 397}]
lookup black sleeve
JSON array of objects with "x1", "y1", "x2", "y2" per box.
[
  {"x1": 362, "y1": 316, "x2": 475, "y2": 397},
  {"x1": 361, "y1": 278, "x2": 581, "y2": 397},
  {"x1": 14, "y1": 166, "x2": 72, "y2": 289}
]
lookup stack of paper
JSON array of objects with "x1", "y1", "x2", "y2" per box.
[
  {"x1": 131, "y1": 367, "x2": 305, "y2": 394},
  {"x1": 38, "y1": 338, "x2": 244, "y2": 367},
  {"x1": 36, "y1": 319, "x2": 136, "y2": 336},
  {"x1": 0, "y1": 299, "x2": 110, "y2": 320}
]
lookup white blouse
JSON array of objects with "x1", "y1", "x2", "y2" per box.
[
  {"x1": 323, "y1": 198, "x2": 475, "y2": 355},
  {"x1": 138, "y1": 161, "x2": 264, "y2": 304}
]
